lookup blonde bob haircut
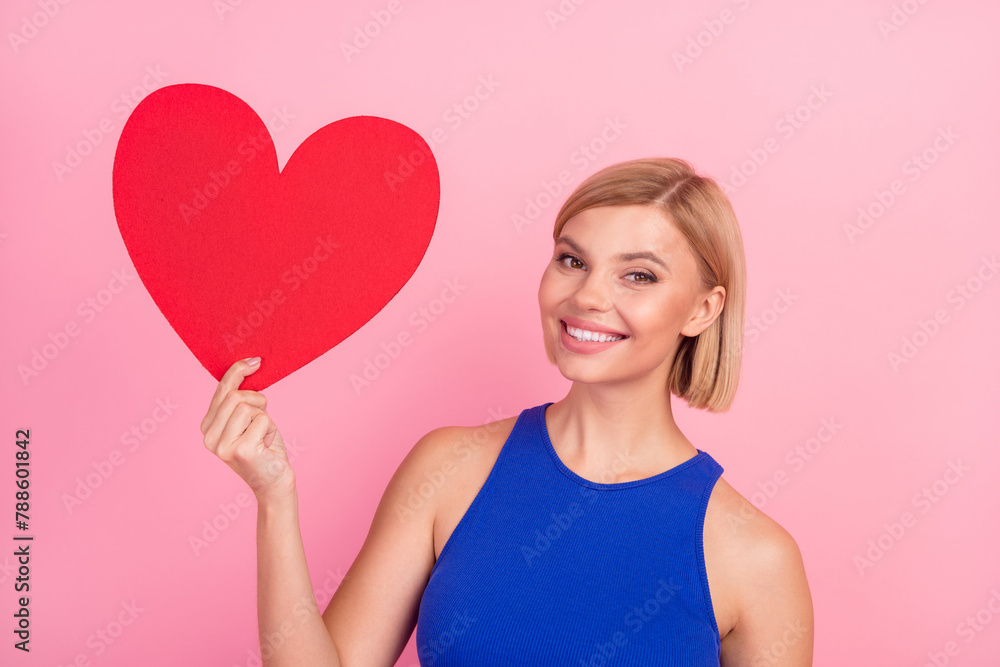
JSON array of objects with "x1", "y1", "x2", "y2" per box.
[{"x1": 546, "y1": 157, "x2": 747, "y2": 413}]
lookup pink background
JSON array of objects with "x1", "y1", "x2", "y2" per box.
[{"x1": 3, "y1": 1, "x2": 999, "y2": 665}]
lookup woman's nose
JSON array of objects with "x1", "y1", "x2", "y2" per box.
[{"x1": 570, "y1": 272, "x2": 612, "y2": 311}]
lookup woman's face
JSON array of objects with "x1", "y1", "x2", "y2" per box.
[{"x1": 537, "y1": 204, "x2": 724, "y2": 386}]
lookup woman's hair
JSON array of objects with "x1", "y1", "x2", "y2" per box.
[{"x1": 547, "y1": 157, "x2": 747, "y2": 412}]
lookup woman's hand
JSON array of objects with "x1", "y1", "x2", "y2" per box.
[{"x1": 200, "y1": 357, "x2": 296, "y2": 504}]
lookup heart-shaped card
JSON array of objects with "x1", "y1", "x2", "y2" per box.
[{"x1": 112, "y1": 83, "x2": 440, "y2": 390}]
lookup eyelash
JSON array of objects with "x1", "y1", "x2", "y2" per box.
[{"x1": 554, "y1": 253, "x2": 658, "y2": 284}]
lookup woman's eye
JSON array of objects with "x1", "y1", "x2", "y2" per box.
[
  {"x1": 556, "y1": 253, "x2": 584, "y2": 269},
  {"x1": 555, "y1": 254, "x2": 657, "y2": 284},
  {"x1": 626, "y1": 271, "x2": 657, "y2": 284}
]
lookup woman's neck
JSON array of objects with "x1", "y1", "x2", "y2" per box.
[{"x1": 544, "y1": 382, "x2": 699, "y2": 484}]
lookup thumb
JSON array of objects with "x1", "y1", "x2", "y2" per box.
[{"x1": 235, "y1": 356, "x2": 262, "y2": 387}]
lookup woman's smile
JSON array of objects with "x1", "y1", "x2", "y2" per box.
[{"x1": 559, "y1": 319, "x2": 630, "y2": 354}]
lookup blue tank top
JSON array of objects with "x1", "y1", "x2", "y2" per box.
[{"x1": 415, "y1": 402, "x2": 724, "y2": 666}]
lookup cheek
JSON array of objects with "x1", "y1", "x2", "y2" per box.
[
  {"x1": 623, "y1": 298, "x2": 683, "y2": 338},
  {"x1": 537, "y1": 275, "x2": 549, "y2": 310},
  {"x1": 537, "y1": 269, "x2": 561, "y2": 308}
]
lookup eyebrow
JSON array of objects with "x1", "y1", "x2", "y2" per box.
[{"x1": 555, "y1": 235, "x2": 671, "y2": 273}]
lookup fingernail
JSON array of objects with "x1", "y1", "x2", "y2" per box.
[{"x1": 246, "y1": 357, "x2": 261, "y2": 366}]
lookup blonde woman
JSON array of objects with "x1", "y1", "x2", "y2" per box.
[{"x1": 201, "y1": 157, "x2": 814, "y2": 665}]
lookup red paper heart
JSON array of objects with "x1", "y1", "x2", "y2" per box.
[{"x1": 113, "y1": 83, "x2": 439, "y2": 390}]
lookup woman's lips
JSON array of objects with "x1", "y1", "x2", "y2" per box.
[
  {"x1": 560, "y1": 315, "x2": 628, "y2": 337},
  {"x1": 560, "y1": 320, "x2": 629, "y2": 354}
]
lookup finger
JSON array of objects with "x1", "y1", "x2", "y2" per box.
[
  {"x1": 240, "y1": 390, "x2": 268, "y2": 411},
  {"x1": 239, "y1": 414, "x2": 287, "y2": 485},
  {"x1": 202, "y1": 358, "x2": 261, "y2": 432},
  {"x1": 228, "y1": 410, "x2": 275, "y2": 472},
  {"x1": 201, "y1": 357, "x2": 261, "y2": 433},
  {"x1": 202, "y1": 390, "x2": 267, "y2": 453},
  {"x1": 215, "y1": 402, "x2": 263, "y2": 462},
  {"x1": 243, "y1": 411, "x2": 273, "y2": 451},
  {"x1": 204, "y1": 391, "x2": 266, "y2": 456},
  {"x1": 261, "y1": 418, "x2": 278, "y2": 449},
  {"x1": 203, "y1": 386, "x2": 267, "y2": 448}
]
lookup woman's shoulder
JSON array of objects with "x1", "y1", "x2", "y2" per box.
[
  {"x1": 406, "y1": 413, "x2": 520, "y2": 560},
  {"x1": 703, "y1": 474, "x2": 813, "y2": 650},
  {"x1": 407, "y1": 411, "x2": 520, "y2": 470},
  {"x1": 704, "y1": 476, "x2": 805, "y2": 569}
]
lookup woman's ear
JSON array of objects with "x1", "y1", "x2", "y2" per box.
[{"x1": 681, "y1": 286, "x2": 725, "y2": 337}]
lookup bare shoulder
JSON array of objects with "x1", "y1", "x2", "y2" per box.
[
  {"x1": 404, "y1": 414, "x2": 519, "y2": 560},
  {"x1": 403, "y1": 414, "x2": 519, "y2": 490},
  {"x1": 703, "y1": 476, "x2": 814, "y2": 665},
  {"x1": 320, "y1": 413, "x2": 518, "y2": 665},
  {"x1": 408, "y1": 413, "x2": 519, "y2": 469}
]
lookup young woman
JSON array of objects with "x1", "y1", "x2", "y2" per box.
[{"x1": 201, "y1": 157, "x2": 814, "y2": 666}]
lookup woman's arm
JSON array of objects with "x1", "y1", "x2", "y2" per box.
[
  {"x1": 257, "y1": 491, "x2": 341, "y2": 666},
  {"x1": 203, "y1": 358, "x2": 451, "y2": 666},
  {"x1": 720, "y1": 521, "x2": 814, "y2": 666},
  {"x1": 320, "y1": 426, "x2": 465, "y2": 665},
  {"x1": 704, "y1": 481, "x2": 814, "y2": 666},
  {"x1": 202, "y1": 359, "x2": 340, "y2": 666}
]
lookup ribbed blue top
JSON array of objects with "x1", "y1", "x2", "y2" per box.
[{"x1": 415, "y1": 402, "x2": 724, "y2": 666}]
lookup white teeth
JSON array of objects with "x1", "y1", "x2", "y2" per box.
[{"x1": 566, "y1": 324, "x2": 624, "y2": 343}]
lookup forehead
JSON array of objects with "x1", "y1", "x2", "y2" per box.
[{"x1": 557, "y1": 205, "x2": 686, "y2": 256}]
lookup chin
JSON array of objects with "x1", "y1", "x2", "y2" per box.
[{"x1": 553, "y1": 356, "x2": 619, "y2": 382}]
